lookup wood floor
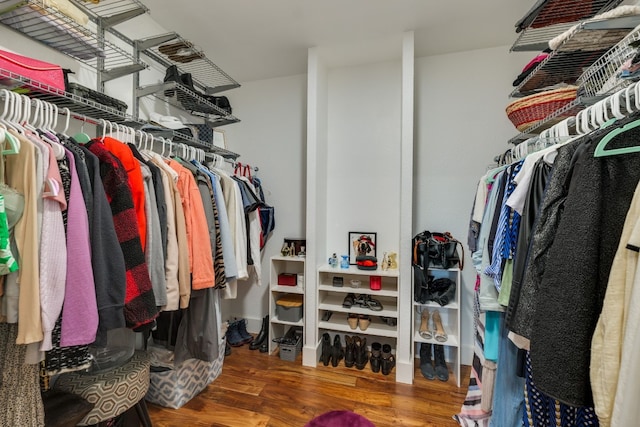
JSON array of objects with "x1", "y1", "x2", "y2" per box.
[{"x1": 147, "y1": 343, "x2": 470, "y2": 427}]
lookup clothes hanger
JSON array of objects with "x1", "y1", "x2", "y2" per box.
[
  {"x1": 73, "y1": 114, "x2": 91, "y2": 144},
  {"x1": 594, "y1": 83, "x2": 640, "y2": 157}
]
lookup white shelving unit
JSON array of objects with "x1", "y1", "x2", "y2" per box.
[
  {"x1": 412, "y1": 267, "x2": 462, "y2": 387},
  {"x1": 268, "y1": 255, "x2": 306, "y2": 356},
  {"x1": 316, "y1": 264, "x2": 400, "y2": 375}
]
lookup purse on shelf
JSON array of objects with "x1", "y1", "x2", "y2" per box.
[
  {"x1": 0, "y1": 49, "x2": 66, "y2": 93},
  {"x1": 412, "y1": 230, "x2": 464, "y2": 271}
]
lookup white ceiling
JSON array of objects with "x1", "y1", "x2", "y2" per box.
[{"x1": 138, "y1": 0, "x2": 534, "y2": 84}]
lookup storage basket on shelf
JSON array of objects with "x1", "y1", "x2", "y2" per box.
[{"x1": 506, "y1": 85, "x2": 578, "y2": 132}]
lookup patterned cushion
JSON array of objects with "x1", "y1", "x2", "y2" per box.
[
  {"x1": 145, "y1": 339, "x2": 225, "y2": 409},
  {"x1": 53, "y1": 351, "x2": 150, "y2": 426}
]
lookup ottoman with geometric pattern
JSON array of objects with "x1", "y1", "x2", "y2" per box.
[
  {"x1": 53, "y1": 351, "x2": 151, "y2": 426},
  {"x1": 145, "y1": 338, "x2": 225, "y2": 409}
]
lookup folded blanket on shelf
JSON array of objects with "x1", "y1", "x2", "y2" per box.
[
  {"x1": 549, "y1": 5, "x2": 640, "y2": 50},
  {"x1": 42, "y1": 0, "x2": 89, "y2": 26}
]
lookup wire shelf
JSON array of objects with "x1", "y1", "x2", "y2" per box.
[
  {"x1": 578, "y1": 24, "x2": 640, "y2": 97},
  {"x1": 134, "y1": 125, "x2": 239, "y2": 159},
  {"x1": 508, "y1": 97, "x2": 587, "y2": 144},
  {"x1": 0, "y1": 0, "x2": 145, "y2": 73},
  {"x1": 0, "y1": 67, "x2": 132, "y2": 122},
  {"x1": 513, "y1": 0, "x2": 622, "y2": 51},
  {"x1": 137, "y1": 81, "x2": 240, "y2": 126},
  {"x1": 70, "y1": 0, "x2": 148, "y2": 23},
  {"x1": 511, "y1": 17, "x2": 637, "y2": 97},
  {"x1": 140, "y1": 33, "x2": 240, "y2": 94}
]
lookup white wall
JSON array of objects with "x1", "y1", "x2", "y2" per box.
[
  {"x1": 326, "y1": 60, "x2": 402, "y2": 257},
  {"x1": 221, "y1": 74, "x2": 308, "y2": 330},
  {"x1": 414, "y1": 45, "x2": 532, "y2": 364}
]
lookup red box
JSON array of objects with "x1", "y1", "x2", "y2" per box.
[
  {"x1": 278, "y1": 273, "x2": 297, "y2": 286},
  {"x1": 369, "y1": 275, "x2": 382, "y2": 291}
]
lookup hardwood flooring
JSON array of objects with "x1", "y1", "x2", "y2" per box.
[{"x1": 147, "y1": 344, "x2": 470, "y2": 427}]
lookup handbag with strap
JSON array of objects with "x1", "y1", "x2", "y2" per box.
[{"x1": 413, "y1": 230, "x2": 464, "y2": 270}]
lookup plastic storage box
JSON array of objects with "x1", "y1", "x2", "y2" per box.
[
  {"x1": 279, "y1": 326, "x2": 303, "y2": 361},
  {"x1": 276, "y1": 294, "x2": 303, "y2": 322}
]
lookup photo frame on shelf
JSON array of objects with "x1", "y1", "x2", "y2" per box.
[
  {"x1": 213, "y1": 129, "x2": 226, "y2": 149},
  {"x1": 348, "y1": 232, "x2": 377, "y2": 265}
]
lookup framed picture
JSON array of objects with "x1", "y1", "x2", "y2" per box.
[
  {"x1": 348, "y1": 232, "x2": 377, "y2": 265},
  {"x1": 213, "y1": 129, "x2": 226, "y2": 149}
]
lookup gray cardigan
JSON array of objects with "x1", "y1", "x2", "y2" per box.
[{"x1": 529, "y1": 128, "x2": 640, "y2": 407}]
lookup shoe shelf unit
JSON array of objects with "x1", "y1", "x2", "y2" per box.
[
  {"x1": 0, "y1": 0, "x2": 147, "y2": 80},
  {"x1": 412, "y1": 267, "x2": 461, "y2": 387},
  {"x1": 268, "y1": 256, "x2": 306, "y2": 357},
  {"x1": 316, "y1": 265, "x2": 400, "y2": 371}
]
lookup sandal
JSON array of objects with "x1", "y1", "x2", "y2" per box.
[
  {"x1": 419, "y1": 308, "x2": 432, "y2": 340},
  {"x1": 342, "y1": 293, "x2": 356, "y2": 308},
  {"x1": 364, "y1": 295, "x2": 383, "y2": 312},
  {"x1": 432, "y1": 310, "x2": 448, "y2": 343}
]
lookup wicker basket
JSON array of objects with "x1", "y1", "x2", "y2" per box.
[{"x1": 506, "y1": 86, "x2": 578, "y2": 132}]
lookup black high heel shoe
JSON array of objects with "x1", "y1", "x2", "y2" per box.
[
  {"x1": 330, "y1": 335, "x2": 344, "y2": 367},
  {"x1": 320, "y1": 333, "x2": 331, "y2": 366}
]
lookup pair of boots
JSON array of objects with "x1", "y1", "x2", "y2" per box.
[
  {"x1": 226, "y1": 318, "x2": 253, "y2": 347},
  {"x1": 163, "y1": 65, "x2": 232, "y2": 114},
  {"x1": 370, "y1": 343, "x2": 396, "y2": 375},
  {"x1": 320, "y1": 333, "x2": 344, "y2": 367},
  {"x1": 420, "y1": 343, "x2": 448, "y2": 381},
  {"x1": 344, "y1": 335, "x2": 368, "y2": 370}
]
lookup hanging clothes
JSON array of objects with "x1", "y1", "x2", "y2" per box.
[
  {"x1": 530, "y1": 129, "x2": 640, "y2": 407},
  {"x1": 86, "y1": 139, "x2": 158, "y2": 329}
]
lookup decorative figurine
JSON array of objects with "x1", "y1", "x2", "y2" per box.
[
  {"x1": 388, "y1": 252, "x2": 398, "y2": 269},
  {"x1": 328, "y1": 253, "x2": 338, "y2": 268},
  {"x1": 381, "y1": 252, "x2": 389, "y2": 271}
]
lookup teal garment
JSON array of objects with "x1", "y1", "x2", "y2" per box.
[{"x1": 484, "y1": 310, "x2": 501, "y2": 362}]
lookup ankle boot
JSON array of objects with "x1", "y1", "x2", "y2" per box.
[
  {"x1": 320, "y1": 333, "x2": 331, "y2": 366},
  {"x1": 330, "y1": 335, "x2": 344, "y2": 367},
  {"x1": 370, "y1": 342, "x2": 382, "y2": 373},
  {"x1": 163, "y1": 65, "x2": 181, "y2": 97},
  {"x1": 225, "y1": 320, "x2": 244, "y2": 347},
  {"x1": 344, "y1": 335, "x2": 355, "y2": 368},
  {"x1": 355, "y1": 337, "x2": 368, "y2": 370},
  {"x1": 419, "y1": 343, "x2": 435, "y2": 380},
  {"x1": 433, "y1": 344, "x2": 449, "y2": 381},
  {"x1": 249, "y1": 315, "x2": 269, "y2": 350},
  {"x1": 381, "y1": 344, "x2": 395, "y2": 376},
  {"x1": 236, "y1": 318, "x2": 254, "y2": 344}
]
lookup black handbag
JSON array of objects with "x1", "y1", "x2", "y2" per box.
[{"x1": 413, "y1": 231, "x2": 463, "y2": 270}]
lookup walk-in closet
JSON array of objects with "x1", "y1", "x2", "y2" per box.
[{"x1": 1, "y1": 0, "x2": 639, "y2": 426}]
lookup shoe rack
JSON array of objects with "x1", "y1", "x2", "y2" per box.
[
  {"x1": 412, "y1": 267, "x2": 461, "y2": 387},
  {"x1": 268, "y1": 256, "x2": 306, "y2": 357},
  {"x1": 315, "y1": 264, "x2": 400, "y2": 376}
]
